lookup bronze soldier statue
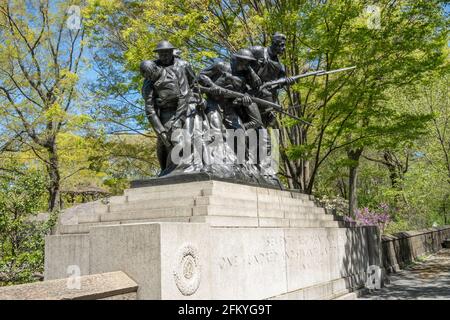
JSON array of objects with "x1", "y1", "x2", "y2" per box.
[
  {"x1": 141, "y1": 59, "x2": 180, "y2": 174},
  {"x1": 199, "y1": 48, "x2": 263, "y2": 132},
  {"x1": 241, "y1": 33, "x2": 298, "y2": 183},
  {"x1": 139, "y1": 37, "x2": 352, "y2": 187},
  {"x1": 248, "y1": 32, "x2": 296, "y2": 127},
  {"x1": 198, "y1": 49, "x2": 270, "y2": 182},
  {"x1": 141, "y1": 40, "x2": 204, "y2": 176}
]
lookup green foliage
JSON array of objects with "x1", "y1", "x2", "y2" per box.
[
  {"x1": 0, "y1": 166, "x2": 53, "y2": 286},
  {"x1": 0, "y1": 0, "x2": 88, "y2": 211},
  {"x1": 90, "y1": 133, "x2": 159, "y2": 194},
  {"x1": 316, "y1": 75, "x2": 450, "y2": 233},
  {"x1": 285, "y1": 144, "x2": 315, "y2": 161}
]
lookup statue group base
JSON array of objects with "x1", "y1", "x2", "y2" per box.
[{"x1": 45, "y1": 176, "x2": 382, "y2": 299}]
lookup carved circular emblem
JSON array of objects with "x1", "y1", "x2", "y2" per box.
[{"x1": 173, "y1": 244, "x2": 201, "y2": 296}]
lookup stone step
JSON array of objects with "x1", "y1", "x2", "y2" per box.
[
  {"x1": 256, "y1": 194, "x2": 313, "y2": 206},
  {"x1": 125, "y1": 188, "x2": 204, "y2": 202},
  {"x1": 194, "y1": 196, "x2": 258, "y2": 209},
  {"x1": 126, "y1": 186, "x2": 259, "y2": 202},
  {"x1": 190, "y1": 215, "x2": 259, "y2": 227},
  {"x1": 193, "y1": 204, "x2": 256, "y2": 217},
  {"x1": 290, "y1": 219, "x2": 340, "y2": 228},
  {"x1": 106, "y1": 194, "x2": 319, "y2": 216},
  {"x1": 59, "y1": 213, "x2": 342, "y2": 233},
  {"x1": 58, "y1": 222, "x2": 119, "y2": 234},
  {"x1": 122, "y1": 181, "x2": 314, "y2": 206},
  {"x1": 283, "y1": 212, "x2": 334, "y2": 221},
  {"x1": 202, "y1": 186, "x2": 311, "y2": 201},
  {"x1": 195, "y1": 195, "x2": 314, "y2": 210},
  {"x1": 291, "y1": 192, "x2": 314, "y2": 201},
  {"x1": 100, "y1": 207, "x2": 193, "y2": 222},
  {"x1": 282, "y1": 209, "x2": 328, "y2": 219},
  {"x1": 67, "y1": 196, "x2": 329, "y2": 225},
  {"x1": 96, "y1": 207, "x2": 335, "y2": 223},
  {"x1": 193, "y1": 203, "x2": 328, "y2": 218},
  {"x1": 122, "y1": 180, "x2": 285, "y2": 198},
  {"x1": 191, "y1": 216, "x2": 341, "y2": 228},
  {"x1": 124, "y1": 180, "x2": 311, "y2": 201},
  {"x1": 200, "y1": 188, "x2": 257, "y2": 201},
  {"x1": 123, "y1": 181, "x2": 212, "y2": 196},
  {"x1": 257, "y1": 208, "x2": 327, "y2": 219},
  {"x1": 61, "y1": 202, "x2": 108, "y2": 218},
  {"x1": 259, "y1": 217, "x2": 291, "y2": 228},
  {"x1": 257, "y1": 202, "x2": 319, "y2": 212},
  {"x1": 108, "y1": 197, "x2": 196, "y2": 213},
  {"x1": 258, "y1": 190, "x2": 311, "y2": 201},
  {"x1": 92, "y1": 204, "x2": 333, "y2": 224},
  {"x1": 193, "y1": 216, "x2": 337, "y2": 228},
  {"x1": 289, "y1": 219, "x2": 343, "y2": 228},
  {"x1": 260, "y1": 192, "x2": 309, "y2": 201},
  {"x1": 58, "y1": 217, "x2": 193, "y2": 234},
  {"x1": 201, "y1": 189, "x2": 311, "y2": 204}
]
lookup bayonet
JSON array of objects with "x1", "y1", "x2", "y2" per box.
[{"x1": 261, "y1": 66, "x2": 357, "y2": 90}]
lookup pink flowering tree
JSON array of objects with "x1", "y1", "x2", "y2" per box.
[{"x1": 344, "y1": 203, "x2": 391, "y2": 233}]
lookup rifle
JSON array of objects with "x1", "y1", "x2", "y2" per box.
[
  {"x1": 198, "y1": 85, "x2": 312, "y2": 126},
  {"x1": 260, "y1": 66, "x2": 357, "y2": 90}
]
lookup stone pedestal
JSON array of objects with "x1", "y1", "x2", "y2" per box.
[{"x1": 45, "y1": 179, "x2": 382, "y2": 299}]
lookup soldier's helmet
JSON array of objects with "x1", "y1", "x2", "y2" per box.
[
  {"x1": 153, "y1": 40, "x2": 177, "y2": 52},
  {"x1": 140, "y1": 60, "x2": 157, "y2": 77},
  {"x1": 233, "y1": 48, "x2": 256, "y2": 61},
  {"x1": 249, "y1": 46, "x2": 265, "y2": 61},
  {"x1": 272, "y1": 32, "x2": 287, "y2": 43}
]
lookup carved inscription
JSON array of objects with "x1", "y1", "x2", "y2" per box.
[
  {"x1": 216, "y1": 232, "x2": 345, "y2": 272},
  {"x1": 218, "y1": 250, "x2": 281, "y2": 269}
]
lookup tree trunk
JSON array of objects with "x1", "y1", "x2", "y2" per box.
[
  {"x1": 348, "y1": 148, "x2": 363, "y2": 215},
  {"x1": 303, "y1": 159, "x2": 310, "y2": 192},
  {"x1": 46, "y1": 142, "x2": 61, "y2": 212},
  {"x1": 382, "y1": 150, "x2": 407, "y2": 206}
]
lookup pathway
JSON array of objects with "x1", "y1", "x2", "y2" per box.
[{"x1": 360, "y1": 249, "x2": 450, "y2": 300}]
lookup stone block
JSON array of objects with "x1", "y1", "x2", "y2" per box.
[
  {"x1": 209, "y1": 228, "x2": 288, "y2": 299},
  {"x1": 89, "y1": 222, "x2": 211, "y2": 300},
  {"x1": 45, "y1": 234, "x2": 90, "y2": 280}
]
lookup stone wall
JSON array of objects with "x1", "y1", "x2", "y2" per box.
[
  {"x1": 0, "y1": 271, "x2": 138, "y2": 300},
  {"x1": 382, "y1": 226, "x2": 450, "y2": 273}
]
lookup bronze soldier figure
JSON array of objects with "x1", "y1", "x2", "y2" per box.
[
  {"x1": 141, "y1": 40, "x2": 205, "y2": 176},
  {"x1": 141, "y1": 59, "x2": 181, "y2": 174},
  {"x1": 248, "y1": 32, "x2": 296, "y2": 127},
  {"x1": 198, "y1": 49, "x2": 268, "y2": 182},
  {"x1": 199, "y1": 49, "x2": 263, "y2": 132},
  {"x1": 243, "y1": 33, "x2": 298, "y2": 183},
  {"x1": 139, "y1": 36, "x2": 352, "y2": 188}
]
